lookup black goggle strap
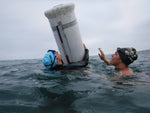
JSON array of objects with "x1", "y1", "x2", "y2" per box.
[
  {"x1": 47, "y1": 50, "x2": 56, "y2": 54},
  {"x1": 51, "y1": 55, "x2": 56, "y2": 67}
]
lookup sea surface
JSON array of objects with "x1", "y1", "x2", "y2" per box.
[{"x1": 0, "y1": 50, "x2": 150, "y2": 113}]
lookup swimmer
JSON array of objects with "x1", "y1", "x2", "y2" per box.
[
  {"x1": 98, "y1": 48, "x2": 138, "y2": 78},
  {"x1": 43, "y1": 44, "x2": 89, "y2": 69}
]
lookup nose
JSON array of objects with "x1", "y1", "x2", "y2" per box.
[{"x1": 112, "y1": 54, "x2": 115, "y2": 57}]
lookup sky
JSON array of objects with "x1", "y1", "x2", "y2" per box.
[{"x1": 0, "y1": 0, "x2": 150, "y2": 60}]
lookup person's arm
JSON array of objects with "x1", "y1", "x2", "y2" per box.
[
  {"x1": 98, "y1": 48, "x2": 112, "y2": 65},
  {"x1": 82, "y1": 48, "x2": 89, "y2": 66},
  {"x1": 79, "y1": 44, "x2": 89, "y2": 66}
]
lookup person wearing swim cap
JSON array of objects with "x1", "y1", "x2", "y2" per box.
[
  {"x1": 43, "y1": 44, "x2": 89, "y2": 69},
  {"x1": 98, "y1": 48, "x2": 138, "y2": 76},
  {"x1": 42, "y1": 50, "x2": 63, "y2": 69}
]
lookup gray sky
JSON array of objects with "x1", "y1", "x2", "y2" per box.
[{"x1": 0, "y1": 0, "x2": 150, "y2": 60}]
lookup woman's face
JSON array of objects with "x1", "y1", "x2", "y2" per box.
[
  {"x1": 110, "y1": 51, "x2": 122, "y2": 66},
  {"x1": 56, "y1": 52, "x2": 63, "y2": 65}
]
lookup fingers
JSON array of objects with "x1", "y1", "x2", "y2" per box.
[
  {"x1": 98, "y1": 48, "x2": 103, "y2": 55},
  {"x1": 98, "y1": 53, "x2": 102, "y2": 59},
  {"x1": 83, "y1": 44, "x2": 87, "y2": 49},
  {"x1": 98, "y1": 48, "x2": 102, "y2": 57},
  {"x1": 98, "y1": 48, "x2": 101, "y2": 52},
  {"x1": 98, "y1": 48, "x2": 105, "y2": 60},
  {"x1": 98, "y1": 48, "x2": 102, "y2": 59}
]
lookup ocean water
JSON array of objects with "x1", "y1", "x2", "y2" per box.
[{"x1": 0, "y1": 50, "x2": 150, "y2": 113}]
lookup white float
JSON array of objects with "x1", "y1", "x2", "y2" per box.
[{"x1": 44, "y1": 3, "x2": 85, "y2": 65}]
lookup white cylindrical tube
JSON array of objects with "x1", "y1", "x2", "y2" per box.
[{"x1": 44, "y1": 3, "x2": 85, "y2": 65}]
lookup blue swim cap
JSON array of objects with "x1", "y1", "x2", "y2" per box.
[{"x1": 43, "y1": 51, "x2": 57, "y2": 69}]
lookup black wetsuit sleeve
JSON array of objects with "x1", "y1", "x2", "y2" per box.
[{"x1": 78, "y1": 49, "x2": 89, "y2": 66}]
